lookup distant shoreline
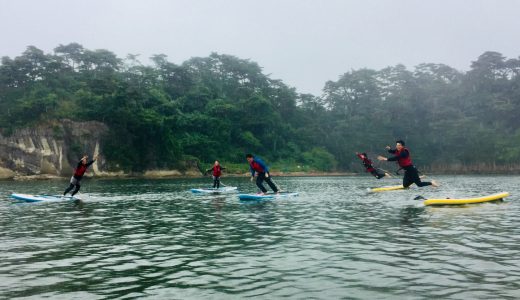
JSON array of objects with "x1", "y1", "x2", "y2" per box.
[{"x1": 5, "y1": 170, "x2": 520, "y2": 181}]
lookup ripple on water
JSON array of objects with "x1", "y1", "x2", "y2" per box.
[{"x1": 1, "y1": 176, "x2": 520, "y2": 299}]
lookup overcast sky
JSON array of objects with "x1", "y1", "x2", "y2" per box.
[{"x1": 2, "y1": 0, "x2": 520, "y2": 95}]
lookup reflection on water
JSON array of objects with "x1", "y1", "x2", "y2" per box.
[{"x1": 1, "y1": 176, "x2": 519, "y2": 299}]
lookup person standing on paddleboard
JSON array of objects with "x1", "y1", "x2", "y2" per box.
[
  {"x1": 356, "y1": 152, "x2": 390, "y2": 179},
  {"x1": 377, "y1": 140, "x2": 438, "y2": 188},
  {"x1": 246, "y1": 154, "x2": 279, "y2": 195},
  {"x1": 205, "y1": 160, "x2": 226, "y2": 189},
  {"x1": 63, "y1": 154, "x2": 99, "y2": 197}
]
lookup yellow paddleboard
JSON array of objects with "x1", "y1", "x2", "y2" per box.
[
  {"x1": 370, "y1": 185, "x2": 405, "y2": 192},
  {"x1": 423, "y1": 192, "x2": 510, "y2": 206}
]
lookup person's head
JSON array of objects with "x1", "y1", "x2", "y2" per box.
[
  {"x1": 396, "y1": 140, "x2": 405, "y2": 150},
  {"x1": 81, "y1": 155, "x2": 88, "y2": 164},
  {"x1": 361, "y1": 152, "x2": 367, "y2": 158},
  {"x1": 214, "y1": 160, "x2": 220, "y2": 166},
  {"x1": 246, "y1": 154, "x2": 254, "y2": 163}
]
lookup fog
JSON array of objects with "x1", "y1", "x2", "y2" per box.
[{"x1": 2, "y1": 0, "x2": 519, "y2": 95}]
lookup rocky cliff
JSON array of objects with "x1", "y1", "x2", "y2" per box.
[
  {"x1": 0, "y1": 120, "x2": 204, "y2": 179},
  {"x1": 0, "y1": 120, "x2": 109, "y2": 179}
]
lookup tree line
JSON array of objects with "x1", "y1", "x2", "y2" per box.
[{"x1": 1, "y1": 44, "x2": 519, "y2": 173}]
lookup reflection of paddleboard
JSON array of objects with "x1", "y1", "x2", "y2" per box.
[
  {"x1": 238, "y1": 192, "x2": 299, "y2": 201},
  {"x1": 369, "y1": 185, "x2": 405, "y2": 193},
  {"x1": 10, "y1": 193, "x2": 80, "y2": 203},
  {"x1": 423, "y1": 192, "x2": 509, "y2": 206},
  {"x1": 191, "y1": 187, "x2": 238, "y2": 194}
]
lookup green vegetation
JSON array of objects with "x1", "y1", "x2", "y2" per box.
[{"x1": 1, "y1": 44, "x2": 519, "y2": 173}]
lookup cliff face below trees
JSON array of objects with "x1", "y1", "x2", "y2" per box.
[
  {"x1": 0, "y1": 120, "x2": 108, "y2": 179},
  {"x1": 0, "y1": 120, "x2": 200, "y2": 179}
]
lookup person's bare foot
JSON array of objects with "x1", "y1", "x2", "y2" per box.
[{"x1": 431, "y1": 180, "x2": 440, "y2": 187}]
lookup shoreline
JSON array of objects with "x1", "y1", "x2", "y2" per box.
[
  {"x1": 4, "y1": 170, "x2": 520, "y2": 181},
  {"x1": 7, "y1": 171, "x2": 356, "y2": 181}
]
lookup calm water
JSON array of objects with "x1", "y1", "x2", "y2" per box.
[{"x1": 1, "y1": 175, "x2": 519, "y2": 299}]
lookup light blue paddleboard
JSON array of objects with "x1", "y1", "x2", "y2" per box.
[
  {"x1": 191, "y1": 186, "x2": 238, "y2": 194},
  {"x1": 238, "y1": 192, "x2": 299, "y2": 201},
  {"x1": 10, "y1": 193, "x2": 80, "y2": 203}
]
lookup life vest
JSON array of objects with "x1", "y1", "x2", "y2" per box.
[
  {"x1": 74, "y1": 163, "x2": 88, "y2": 177},
  {"x1": 212, "y1": 165, "x2": 222, "y2": 177},
  {"x1": 395, "y1": 148, "x2": 413, "y2": 168},
  {"x1": 250, "y1": 161, "x2": 265, "y2": 173}
]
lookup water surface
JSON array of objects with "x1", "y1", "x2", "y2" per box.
[{"x1": 1, "y1": 176, "x2": 519, "y2": 299}]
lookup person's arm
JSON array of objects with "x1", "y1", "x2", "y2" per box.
[
  {"x1": 387, "y1": 149, "x2": 409, "y2": 162},
  {"x1": 250, "y1": 165, "x2": 255, "y2": 177}
]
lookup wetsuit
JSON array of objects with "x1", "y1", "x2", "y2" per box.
[
  {"x1": 356, "y1": 153, "x2": 386, "y2": 179},
  {"x1": 387, "y1": 148, "x2": 431, "y2": 188},
  {"x1": 64, "y1": 159, "x2": 95, "y2": 196},
  {"x1": 206, "y1": 165, "x2": 226, "y2": 188},
  {"x1": 249, "y1": 156, "x2": 278, "y2": 193}
]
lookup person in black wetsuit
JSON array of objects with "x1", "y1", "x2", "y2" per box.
[
  {"x1": 377, "y1": 140, "x2": 438, "y2": 188},
  {"x1": 356, "y1": 152, "x2": 390, "y2": 179},
  {"x1": 63, "y1": 154, "x2": 99, "y2": 197}
]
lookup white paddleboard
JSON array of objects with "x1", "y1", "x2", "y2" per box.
[
  {"x1": 191, "y1": 186, "x2": 238, "y2": 194},
  {"x1": 10, "y1": 193, "x2": 80, "y2": 202},
  {"x1": 238, "y1": 192, "x2": 299, "y2": 201}
]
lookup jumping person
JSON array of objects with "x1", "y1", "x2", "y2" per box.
[
  {"x1": 356, "y1": 152, "x2": 390, "y2": 179},
  {"x1": 246, "y1": 154, "x2": 279, "y2": 195},
  {"x1": 377, "y1": 140, "x2": 438, "y2": 188},
  {"x1": 63, "y1": 154, "x2": 99, "y2": 197},
  {"x1": 206, "y1": 160, "x2": 226, "y2": 189}
]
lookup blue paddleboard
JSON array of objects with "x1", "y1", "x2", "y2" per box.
[
  {"x1": 10, "y1": 193, "x2": 80, "y2": 203},
  {"x1": 191, "y1": 186, "x2": 238, "y2": 194},
  {"x1": 238, "y1": 192, "x2": 299, "y2": 201}
]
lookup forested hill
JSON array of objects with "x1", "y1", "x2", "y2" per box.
[{"x1": 1, "y1": 44, "x2": 519, "y2": 173}]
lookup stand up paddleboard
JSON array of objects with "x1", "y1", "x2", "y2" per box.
[
  {"x1": 191, "y1": 186, "x2": 238, "y2": 194},
  {"x1": 10, "y1": 193, "x2": 80, "y2": 203},
  {"x1": 369, "y1": 185, "x2": 405, "y2": 193},
  {"x1": 238, "y1": 192, "x2": 299, "y2": 201},
  {"x1": 423, "y1": 192, "x2": 509, "y2": 206}
]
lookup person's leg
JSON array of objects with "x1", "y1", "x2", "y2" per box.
[
  {"x1": 64, "y1": 177, "x2": 77, "y2": 195},
  {"x1": 71, "y1": 183, "x2": 81, "y2": 196},
  {"x1": 403, "y1": 170, "x2": 414, "y2": 188},
  {"x1": 256, "y1": 173, "x2": 268, "y2": 193},
  {"x1": 373, "y1": 169, "x2": 386, "y2": 179},
  {"x1": 410, "y1": 167, "x2": 432, "y2": 187},
  {"x1": 64, "y1": 183, "x2": 75, "y2": 195},
  {"x1": 216, "y1": 176, "x2": 220, "y2": 189},
  {"x1": 264, "y1": 174, "x2": 279, "y2": 192},
  {"x1": 213, "y1": 176, "x2": 217, "y2": 188}
]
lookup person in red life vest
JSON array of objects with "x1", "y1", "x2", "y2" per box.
[
  {"x1": 377, "y1": 140, "x2": 439, "y2": 188},
  {"x1": 205, "y1": 160, "x2": 226, "y2": 189},
  {"x1": 246, "y1": 154, "x2": 279, "y2": 195},
  {"x1": 63, "y1": 154, "x2": 99, "y2": 197},
  {"x1": 356, "y1": 152, "x2": 390, "y2": 179}
]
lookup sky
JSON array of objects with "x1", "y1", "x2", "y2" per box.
[{"x1": 2, "y1": 0, "x2": 520, "y2": 95}]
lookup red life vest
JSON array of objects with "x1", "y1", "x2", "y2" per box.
[
  {"x1": 74, "y1": 164, "x2": 88, "y2": 177},
  {"x1": 250, "y1": 161, "x2": 265, "y2": 173},
  {"x1": 212, "y1": 165, "x2": 222, "y2": 177},
  {"x1": 395, "y1": 148, "x2": 413, "y2": 168}
]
